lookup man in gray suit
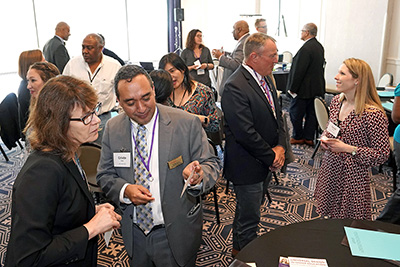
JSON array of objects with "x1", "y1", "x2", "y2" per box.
[
  {"x1": 96, "y1": 65, "x2": 220, "y2": 267},
  {"x1": 43, "y1": 22, "x2": 70, "y2": 73},
  {"x1": 213, "y1": 20, "x2": 250, "y2": 96}
]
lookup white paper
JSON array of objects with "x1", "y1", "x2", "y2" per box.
[
  {"x1": 180, "y1": 168, "x2": 195, "y2": 198},
  {"x1": 104, "y1": 229, "x2": 113, "y2": 247},
  {"x1": 288, "y1": 256, "x2": 328, "y2": 267},
  {"x1": 288, "y1": 90, "x2": 297, "y2": 98}
]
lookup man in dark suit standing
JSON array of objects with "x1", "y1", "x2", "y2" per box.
[
  {"x1": 43, "y1": 22, "x2": 71, "y2": 73},
  {"x1": 222, "y1": 33, "x2": 286, "y2": 256},
  {"x1": 213, "y1": 20, "x2": 250, "y2": 97},
  {"x1": 287, "y1": 23, "x2": 325, "y2": 146}
]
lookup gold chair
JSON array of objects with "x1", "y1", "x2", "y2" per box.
[{"x1": 78, "y1": 142, "x2": 103, "y2": 203}]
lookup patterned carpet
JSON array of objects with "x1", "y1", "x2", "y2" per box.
[{"x1": 0, "y1": 140, "x2": 394, "y2": 266}]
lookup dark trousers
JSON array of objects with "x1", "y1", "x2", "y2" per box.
[
  {"x1": 377, "y1": 140, "x2": 400, "y2": 224},
  {"x1": 289, "y1": 97, "x2": 317, "y2": 141},
  {"x1": 130, "y1": 224, "x2": 196, "y2": 267},
  {"x1": 232, "y1": 179, "x2": 269, "y2": 251}
]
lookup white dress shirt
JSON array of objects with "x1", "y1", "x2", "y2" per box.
[
  {"x1": 119, "y1": 108, "x2": 164, "y2": 226},
  {"x1": 63, "y1": 54, "x2": 121, "y2": 115}
]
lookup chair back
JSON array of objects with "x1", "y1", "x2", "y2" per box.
[
  {"x1": 282, "y1": 51, "x2": 293, "y2": 63},
  {"x1": 0, "y1": 93, "x2": 21, "y2": 150},
  {"x1": 378, "y1": 73, "x2": 393, "y2": 87},
  {"x1": 314, "y1": 97, "x2": 329, "y2": 131},
  {"x1": 78, "y1": 143, "x2": 103, "y2": 193},
  {"x1": 206, "y1": 105, "x2": 224, "y2": 146}
]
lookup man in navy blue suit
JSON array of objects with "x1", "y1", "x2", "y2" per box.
[
  {"x1": 287, "y1": 23, "x2": 325, "y2": 146},
  {"x1": 222, "y1": 33, "x2": 286, "y2": 257},
  {"x1": 43, "y1": 22, "x2": 71, "y2": 73}
]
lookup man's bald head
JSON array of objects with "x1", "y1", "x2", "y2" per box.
[
  {"x1": 55, "y1": 22, "x2": 70, "y2": 41},
  {"x1": 232, "y1": 20, "x2": 249, "y2": 40}
]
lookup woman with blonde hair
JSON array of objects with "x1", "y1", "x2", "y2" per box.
[{"x1": 314, "y1": 58, "x2": 390, "y2": 220}]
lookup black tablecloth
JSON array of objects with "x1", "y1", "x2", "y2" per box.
[{"x1": 233, "y1": 218, "x2": 400, "y2": 267}]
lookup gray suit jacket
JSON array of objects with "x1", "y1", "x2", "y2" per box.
[
  {"x1": 96, "y1": 104, "x2": 220, "y2": 266},
  {"x1": 43, "y1": 36, "x2": 70, "y2": 73},
  {"x1": 218, "y1": 33, "x2": 250, "y2": 96}
]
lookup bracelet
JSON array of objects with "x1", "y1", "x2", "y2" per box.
[{"x1": 206, "y1": 63, "x2": 208, "y2": 69}]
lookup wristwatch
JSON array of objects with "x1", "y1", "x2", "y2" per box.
[
  {"x1": 204, "y1": 117, "x2": 208, "y2": 124},
  {"x1": 351, "y1": 147, "x2": 357, "y2": 156}
]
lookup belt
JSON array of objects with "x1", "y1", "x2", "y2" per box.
[
  {"x1": 134, "y1": 223, "x2": 165, "y2": 235},
  {"x1": 151, "y1": 224, "x2": 165, "y2": 231}
]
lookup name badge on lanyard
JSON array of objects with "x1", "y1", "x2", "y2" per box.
[{"x1": 327, "y1": 121, "x2": 340, "y2": 138}]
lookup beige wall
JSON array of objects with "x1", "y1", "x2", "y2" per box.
[
  {"x1": 386, "y1": 0, "x2": 400, "y2": 85},
  {"x1": 182, "y1": 0, "x2": 400, "y2": 87}
]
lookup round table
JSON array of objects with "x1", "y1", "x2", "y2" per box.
[{"x1": 234, "y1": 218, "x2": 400, "y2": 267}]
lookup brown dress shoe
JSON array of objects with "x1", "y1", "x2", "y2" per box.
[
  {"x1": 304, "y1": 139, "x2": 314, "y2": 146},
  {"x1": 231, "y1": 248, "x2": 240, "y2": 257},
  {"x1": 290, "y1": 138, "x2": 305, "y2": 145}
]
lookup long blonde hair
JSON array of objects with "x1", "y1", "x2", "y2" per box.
[{"x1": 342, "y1": 58, "x2": 383, "y2": 115}]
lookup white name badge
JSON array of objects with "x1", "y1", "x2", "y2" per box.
[
  {"x1": 327, "y1": 121, "x2": 340, "y2": 138},
  {"x1": 197, "y1": 68, "x2": 205, "y2": 75},
  {"x1": 113, "y1": 152, "x2": 131, "y2": 167}
]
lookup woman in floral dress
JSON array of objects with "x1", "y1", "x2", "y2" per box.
[
  {"x1": 159, "y1": 52, "x2": 219, "y2": 133},
  {"x1": 314, "y1": 58, "x2": 390, "y2": 220}
]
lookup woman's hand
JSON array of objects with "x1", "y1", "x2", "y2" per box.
[
  {"x1": 84, "y1": 204, "x2": 122, "y2": 240},
  {"x1": 321, "y1": 137, "x2": 355, "y2": 154},
  {"x1": 200, "y1": 63, "x2": 208, "y2": 70}
]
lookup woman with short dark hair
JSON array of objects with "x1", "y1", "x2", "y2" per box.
[{"x1": 150, "y1": 69, "x2": 174, "y2": 105}]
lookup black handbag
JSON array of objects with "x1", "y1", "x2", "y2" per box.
[{"x1": 377, "y1": 188, "x2": 400, "y2": 225}]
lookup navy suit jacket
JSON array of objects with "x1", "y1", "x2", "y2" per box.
[
  {"x1": 286, "y1": 37, "x2": 325, "y2": 99},
  {"x1": 222, "y1": 65, "x2": 286, "y2": 185},
  {"x1": 43, "y1": 36, "x2": 70, "y2": 73}
]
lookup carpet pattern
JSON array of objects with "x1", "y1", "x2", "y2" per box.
[{"x1": 0, "y1": 142, "x2": 394, "y2": 267}]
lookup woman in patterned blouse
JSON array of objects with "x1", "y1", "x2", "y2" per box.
[
  {"x1": 159, "y1": 52, "x2": 220, "y2": 133},
  {"x1": 314, "y1": 58, "x2": 390, "y2": 220}
]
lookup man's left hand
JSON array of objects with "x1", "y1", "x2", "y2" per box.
[
  {"x1": 271, "y1": 145, "x2": 285, "y2": 170},
  {"x1": 183, "y1": 160, "x2": 204, "y2": 185}
]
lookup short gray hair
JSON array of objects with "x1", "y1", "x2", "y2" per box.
[
  {"x1": 304, "y1": 23, "x2": 318, "y2": 36},
  {"x1": 244, "y1": 33, "x2": 276, "y2": 61}
]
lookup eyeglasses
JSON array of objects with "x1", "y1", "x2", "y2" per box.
[{"x1": 70, "y1": 102, "x2": 102, "y2": 125}]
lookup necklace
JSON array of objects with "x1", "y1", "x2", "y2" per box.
[{"x1": 173, "y1": 85, "x2": 187, "y2": 107}]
